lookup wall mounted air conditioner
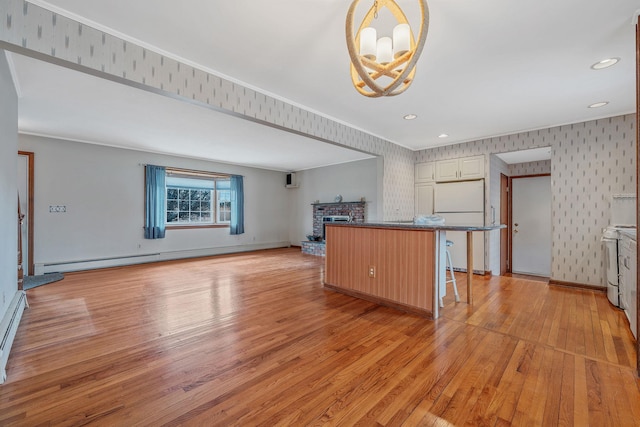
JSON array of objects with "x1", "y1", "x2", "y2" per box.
[{"x1": 285, "y1": 172, "x2": 298, "y2": 188}]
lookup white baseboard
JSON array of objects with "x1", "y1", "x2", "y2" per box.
[
  {"x1": 35, "y1": 242, "x2": 291, "y2": 274},
  {"x1": 157, "y1": 241, "x2": 291, "y2": 262},
  {"x1": 35, "y1": 253, "x2": 161, "y2": 274},
  {"x1": 0, "y1": 291, "x2": 28, "y2": 384}
]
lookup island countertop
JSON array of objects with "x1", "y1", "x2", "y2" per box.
[{"x1": 329, "y1": 221, "x2": 506, "y2": 232}]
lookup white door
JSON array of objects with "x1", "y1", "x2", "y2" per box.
[
  {"x1": 512, "y1": 176, "x2": 551, "y2": 276},
  {"x1": 17, "y1": 154, "x2": 30, "y2": 276}
]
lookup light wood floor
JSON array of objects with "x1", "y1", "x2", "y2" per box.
[{"x1": 2, "y1": 248, "x2": 639, "y2": 426}]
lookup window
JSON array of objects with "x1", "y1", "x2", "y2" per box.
[
  {"x1": 216, "y1": 180, "x2": 231, "y2": 223},
  {"x1": 165, "y1": 169, "x2": 231, "y2": 227}
]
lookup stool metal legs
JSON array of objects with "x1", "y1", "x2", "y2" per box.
[
  {"x1": 446, "y1": 248, "x2": 460, "y2": 302},
  {"x1": 439, "y1": 244, "x2": 460, "y2": 307}
]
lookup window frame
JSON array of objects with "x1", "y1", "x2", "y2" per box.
[{"x1": 164, "y1": 168, "x2": 232, "y2": 230}]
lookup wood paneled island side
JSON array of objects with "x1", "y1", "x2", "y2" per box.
[{"x1": 324, "y1": 223, "x2": 505, "y2": 319}]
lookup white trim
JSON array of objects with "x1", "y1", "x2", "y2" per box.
[
  {"x1": 4, "y1": 51, "x2": 22, "y2": 98},
  {"x1": 18, "y1": 131, "x2": 290, "y2": 172},
  {"x1": 415, "y1": 111, "x2": 637, "y2": 153},
  {"x1": 36, "y1": 242, "x2": 291, "y2": 274},
  {"x1": 0, "y1": 291, "x2": 28, "y2": 384}
]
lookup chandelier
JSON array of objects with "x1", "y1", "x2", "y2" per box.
[{"x1": 346, "y1": 0, "x2": 429, "y2": 97}]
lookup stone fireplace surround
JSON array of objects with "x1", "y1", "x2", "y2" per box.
[{"x1": 301, "y1": 201, "x2": 366, "y2": 256}]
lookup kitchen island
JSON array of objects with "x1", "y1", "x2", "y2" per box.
[{"x1": 324, "y1": 222, "x2": 505, "y2": 319}]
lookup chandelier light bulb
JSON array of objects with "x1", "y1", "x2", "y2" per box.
[
  {"x1": 393, "y1": 24, "x2": 411, "y2": 58},
  {"x1": 376, "y1": 37, "x2": 393, "y2": 65},
  {"x1": 360, "y1": 27, "x2": 377, "y2": 60}
]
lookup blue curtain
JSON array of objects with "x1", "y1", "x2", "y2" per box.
[
  {"x1": 144, "y1": 165, "x2": 166, "y2": 239},
  {"x1": 230, "y1": 175, "x2": 244, "y2": 235}
]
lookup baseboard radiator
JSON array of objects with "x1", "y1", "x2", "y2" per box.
[
  {"x1": 0, "y1": 291, "x2": 28, "y2": 384},
  {"x1": 35, "y1": 242, "x2": 292, "y2": 274}
]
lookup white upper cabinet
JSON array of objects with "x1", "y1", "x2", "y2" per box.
[
  {"x1": 434, "y1": 159, "x2": 459, "y2": 182},
  {"x1": 435, "y1": 155, "x2": 484, "y2": 182},
  {"x1": 459, "y1": 156, "x2": 485, "y2": 180},
  {"x1": 415, "y1": 161, "x2": 435, "y2": 183}
]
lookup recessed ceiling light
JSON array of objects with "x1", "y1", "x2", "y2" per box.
[
  {"x1": 438, "y1": 133, "x2": 449, "y2": 138},
  {"x1": 588, "y1": 101, "x2": 609, "y2": 108},
  {"x1": 590, "y1": 58, "x2": 619, "y2": 70},
  {"x1": 403, "y1": 114, "x2": 417, "y2": 120}
]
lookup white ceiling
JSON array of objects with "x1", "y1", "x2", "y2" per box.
[{"x1": 12, "y1": 0, "x2": 640, "y2": 171}]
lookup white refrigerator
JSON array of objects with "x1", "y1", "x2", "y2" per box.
[{"x1": 434, "y1": 180, "x2": 485, "y2": 273}]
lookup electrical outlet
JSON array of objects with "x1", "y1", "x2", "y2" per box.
[
  {"x1": 368, "y1": 266, "x2": 376, "y2": 278},
  {"x1": 49, "y1": 205, "x2": 67, "y2": 213}
]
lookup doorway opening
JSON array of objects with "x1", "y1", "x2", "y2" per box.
[
  {"x1": 18, "y1": 151, "x2": 34, "y2": 277},
  {"x1": 500, "y1": 173, "x2": 508, "y2": 275},
  {"x1": 494, "y1": 147, "x2": 552, "y2": 278}
]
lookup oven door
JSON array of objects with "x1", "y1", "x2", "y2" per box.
[{"x1": 602, "y1": 236, "x2": 619, "y2": 306}]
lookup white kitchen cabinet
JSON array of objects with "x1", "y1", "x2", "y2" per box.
[
  {"x1": 619, "y1": 232, "x2": 637, "y2": 339},
  {"x1": 435, "y1": 155, "x2": 485, "y2": 182},
  {"x1": 629, "y1": 237, "x2": 637, "y2": 339},
  {"x1": 415, "y1": 183, "x2": 434, "y2": 216},
  {"x1": 435, "y1": 159, "x2": 458, "y2": 182},
  {"x1": 415, "y1": 162, "x2": 436, "y2": 183},
  {"x1": 459, "y1": 155, "x2": 485, "y2": 180}
]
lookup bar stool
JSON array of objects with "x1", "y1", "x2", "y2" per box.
[{"x1": 440, "y1": 240, "x2": 460, "y2": 307}]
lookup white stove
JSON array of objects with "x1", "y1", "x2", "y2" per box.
[
  {"x1": 602, "y1": 225, "x2": 635, "y2": 307},
  {"x1": 617, "y1": 229, "x2": 637, "y2": 339},
  {"x1": 601, "y1": 194, "x2": 636, "y2": 308}
]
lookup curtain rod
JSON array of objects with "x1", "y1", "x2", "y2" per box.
[{"x1": 138, "y1": 163, "x2": 244, "y2": 178}]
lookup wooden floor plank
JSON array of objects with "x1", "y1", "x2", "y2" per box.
[
  {"x1": 542, "y1": 350, "x2": 566, "y2": 425},
  {"x1": 573, "y1": 354, "x2": 591, "y2": 427},
  {"x1": 510, "y1": 342, "x2": 545, "y2": 425},
  {"x1": 557, "y1": 353, "x2": 576, "y2": 427},
  {"x1": 0, "y1": 248, "x2": 638, "y2": 426}
]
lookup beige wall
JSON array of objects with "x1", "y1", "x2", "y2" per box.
[
  {"x1": 288, "y1": 158, "x2": 380, "y2": 245},
  {"x1": 19, "y1": 134, "x2": 292, "y2": 273},
  {"x1": 416, "y1": 115, "x2": 636, "y2": 287},
  {"x1": 0, "y1": 50, "x2": 18, "y2": 317},
  {"x1": 509, "y1": 160, "x2": 551, "y2": 176}
]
